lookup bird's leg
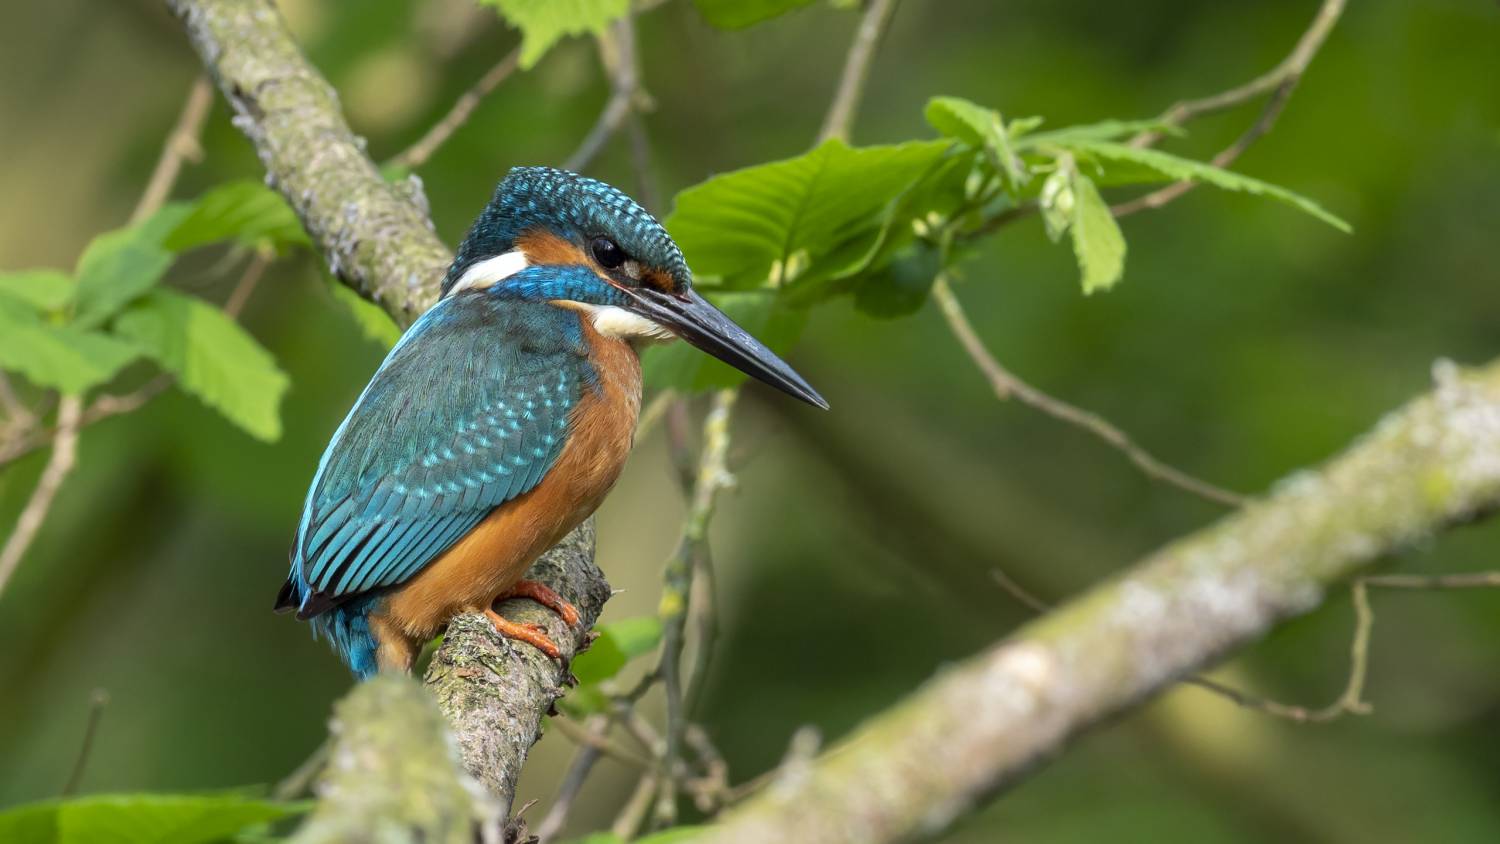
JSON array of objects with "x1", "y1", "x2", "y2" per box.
[
  {"x1": 483, "y1": 607, "x2": 563, "y2": 660},
  {"x1": 499, "y1": 579, "x2": 581, "y2": 627}
]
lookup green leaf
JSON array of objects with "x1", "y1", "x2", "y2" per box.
[
  {"x1": 0, "y1": 794, "x2": 302, "y2": 844},
  {"x1": 1060, "y1": 140, "x2": 1351, "y2": 232},
  {"x1": 853, "y1": 243, "x2": 942, "y2": 317},
  {"x1": 0, "y1": 269, "x2": 74, "y2": 312},
  {"x1": 1017, "y1": 118, "x2": 1182, "y2": 149},
  {"x1": 666, "y1": 139, "x2": 951, "y2": 289},
  {"x1": 327, "y1": 276, "x2": 401, "y2": 348},
  {"x1": 113, "y1": 290, "x2": 289, "y2": 441},
  {"x1": 570, "y1": 616, "x2": 663, "y2": 687},
  {"x1": 642, "y1": 293, "x2": 807, "y2": 393},
  {"x1": 1068, "y1": 171, "x2": 1127, "y2": 293},
  {"x1": 479, "y1": 0, "x2": 628, "y2": 68},
  {"x1": 164, "y1": 180, "x2": 310, "y2": 254},
  {"x1": 637, "y1": 827, "x2": 706, "y2": 843},
  {"x1": 692, "y1": 0, "x2": 815, "y2": 28},
  {"x1": 0, "y1": 298, "x2": 138, "y2": 393},
  {"x1": 73, "y1": 224, "x2": 175, "y2": 328},
  {"x1": 925, "y1": 96, "x2": 1026, "y2": 196}
]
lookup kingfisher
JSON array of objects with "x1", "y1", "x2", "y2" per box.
[{"x1": 275, "y1": 167, "x2": 825, "y2": 678}]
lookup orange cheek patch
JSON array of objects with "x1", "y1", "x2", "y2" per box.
[
  {"x1": 642, "y1": 268, "x2": 676, "y2": 293},
  {"x1": 517, "y1": 228, "x2": 591, "y2": 267}
]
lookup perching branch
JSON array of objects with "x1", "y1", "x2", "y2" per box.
[
  {"x1": 289, "y1": 677, "x2": 502, "y2": 844},
  {"x1": 169, "y1": 0, "x2": 612, "y2": 824},
  {"x1": 696, "y1": 358, "x2": 1500, "y2": 844}
]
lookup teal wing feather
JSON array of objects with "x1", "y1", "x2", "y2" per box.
[{"x1": 283, "y1": 294, "x2": 588, "y2": 618}]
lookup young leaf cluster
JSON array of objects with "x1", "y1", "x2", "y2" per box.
[
  {"x1": 644, "y1": 94, "x2": 1349, "y2": 392},
  {"x1": 0, "y1": 181, "x2": 304, "y2": 441}
]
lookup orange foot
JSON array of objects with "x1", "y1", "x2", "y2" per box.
[
  {"x1": 484, "y1": 608, "x2": 563, "y2": 660},
  {"x1": 500, "y1": 579, "x2": 581, "y2": 628}
]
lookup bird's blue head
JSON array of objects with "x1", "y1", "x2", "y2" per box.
[{"x1": 442, "y1": 167, "x2": 826, "y2": 408}]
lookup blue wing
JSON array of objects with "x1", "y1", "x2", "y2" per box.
[{"x1": 279, "y1": 293, "x2": 589, "y2": 618}]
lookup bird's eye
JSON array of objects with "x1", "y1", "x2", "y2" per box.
[{"x1": 590, "y1": 237, "x2": 626, "y2": 270}]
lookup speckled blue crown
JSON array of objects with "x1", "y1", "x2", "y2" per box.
[{"x1": 443, "y1": 166, "x2": 690, "y2": 296}]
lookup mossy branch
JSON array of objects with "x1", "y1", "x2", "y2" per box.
[
  {"x1": 696, "y1": 359, "x2": 1500, "y2": 844},
  {"x1": 168, "y1": 0, "x2": 611, "y2": 826}
]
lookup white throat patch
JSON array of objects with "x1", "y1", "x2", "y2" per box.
[
  {"x1": 559, "y1": 302, "x2": 675, "y2": 342},
  {"x1": 449, "y1": 250, "x2": 529, "y2": 293}
]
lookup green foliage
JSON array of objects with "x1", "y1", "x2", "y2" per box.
[
  {"x1": 692, "y1": 0, "x2": 815, "y2": 29},
  {"x1": 0, "y1": 182, "x2": 313, "y2": 437},
  {"x1": 0, "y1": 298, "x2": 138, "y2": 394},
  {"x1": 72, "y1": 222, "x2": 175, "y2": 329},
  {"x1": 479, "y1": 0, "x2": 628, "y2": 69},
  {"x1": 163, "y1": 180, "x2": 310, "y2": 254},
  {"x1": 925, "y1": 96, "x2": 1026, "y2": 195},
  {"x1": 561, "y1": 616, "x2": 664, "y2": 716},
  {"x1": 571, "y1": 616, "x2": 664, "y2": 686},
  {"x1": 0, "y1": 793, "x2": 303, "y2": 844},
  {"x1": 1059, "y1": 140, "x2": 1351, "y2": 232},
  {"x1": 327, "y1": 276, "x2": 401, "y2": 349},
  {"x1": 1066, "y1": 170, "x2": 1127, "y2": 293},
  {"x1": 666, "y1": 138, "x2": 950, "y2": 290},
  {"x1": 114, "y1": 290, "x2": 290, "y2": 441},
  {"x1": 0, "y1": 269, "x2": 74, "y2": 312}
]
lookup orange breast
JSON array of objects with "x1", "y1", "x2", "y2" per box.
[{"x1": 378, "y1": 311, "x2": 642, "y2": 640}]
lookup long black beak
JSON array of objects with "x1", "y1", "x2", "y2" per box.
[{"x1": 624, "y1": 288, "x2": 828, "y2": 409}]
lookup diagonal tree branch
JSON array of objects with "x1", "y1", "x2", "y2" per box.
[
  {"x1": 168, "y1": 0, "x2": 612, "y2": 825},
  {"x1": 696, "y1": 358, "x2": 1500, "y2": 844},
  {"x1": 168, "y1": 0, "x2": 450, "y2": 326}
]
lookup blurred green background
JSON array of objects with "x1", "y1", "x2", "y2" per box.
[{"x1": 3, "y1": 0, "x2": 1499, "y2": 841}]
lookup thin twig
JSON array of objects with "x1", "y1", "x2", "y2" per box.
[
  {"x1": 1129, "y1": 0, "x2": 1347, "y2": 148},
  {"x1": 224, "y1": 251, "x2": 271, "y2": 318},
  {"x1": 818, "y1": 0, "x2": 900, "y2": 144},
  {"x1": 551, "y1": 714, "x2": 653, "y2": 769},
  {"x1": 1362, "y1": 571, "x2": 1500, "y2": 589},
  {"x1": 391, "y1": 46, "x2": 522, "y2": 170},
  {"x1": 652, "y1": 390, "x2": 738, "y2": 828},
  {"x1": 1189, "y1": 579, "x2": 1373, "y2": 723},
  {"x1": 60, "y1": 688, "x2": 110, "y2": 796},
  {"x1": 1113, "y1": 78, "x2": 1295, "y2": 217},
  {"x1": 931, "y1": 276, "x2": 1246, "y2": 507},
  {"x1": 130, "y1": 76, "x2": 214, "y2": 224},
  {"x1": 535, "y1": 716, "x2": 610, "y2": 843},
  {"x1": 611, "y1": 770, "x2": 659, "y2": 840},
  {"x1": 0, "y1": 396, "x2": 83, "y2": 598},
  {"x1": 989, "y1": 568, "x2": 1050, "y2": 615},
  {"x1": 273, "y1": 739, "x2": 331, "y2": 801},
  {"x1": 0, "y1": 373, "x2": 32, "y2": 430},
  {"x1": 564, "y1": 14, "x2": 646, "y2": 173}
]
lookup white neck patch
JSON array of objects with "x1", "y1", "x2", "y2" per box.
[
  {"x1": 560, "y1": 302, "x2": 675, "y2": 342},
  {"x1": 449, "y1": 250, "x2": 529, "y2": 293}
]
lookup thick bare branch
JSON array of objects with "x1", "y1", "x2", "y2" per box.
[{"x1": 697, "y1": 358, "x2": 1500, "y2": 844}]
